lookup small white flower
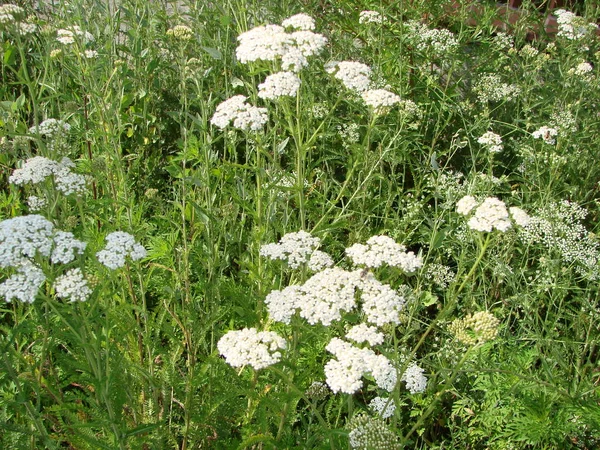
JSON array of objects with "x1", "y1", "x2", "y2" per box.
[
  {"x1": 361, "y1": 89, "x2": 401, "y2": 114},
  {"x1": 327, "y1": 61, "x2": 372, "y2": 92},
  {"x1": 401, "y1": 363, "x2": 427, "y2": 394},
  {"x1": 466, "y1": 197, "x2": 512, "y2": 233},
  {"x1": 83, "y1": 49, "x2": 98, "y2": 59},
  {"x1": 282, "y1": 13, "x2": 315, "y2": 31},
  {"x1": 346, "y1": 323, "x2": 385, "y2": 346},
  {"x1": 258, "y1": 71, "x2": 301, "y2": 100},
  {"x1": 210, "y1": 95, "x2": 268, "y2": 131},
  {"x1": 51, "y1": 231, "x2": 87, "y2": 264},
  {"x1": 345, "y1": 235, "x2": 422, "y2": 272},
  {"x1": 96, "y1": 231, "x2": 146, "y2": 269},
  {"x1": 53, "y1": 268, "x2": 91, "y2": 302},
  {"x1": 369, "y1": 396, "x2": 396, "y2": 419},
  {"x1": 456, "y1": 195, "x2": 478, "y2": 215},
  {"x1": 532, "y1": 126, "x2": 558, "y2": 145},
  {"x1": 0, "y1": 215, "x2": 54, "y2": 268},
  {"x1": 477, "y1": 131, "x2": 503, "y2": 153},
  {"x1": 359, "y1": 11, "x2": 383, "y2": 24},
  {"x1": 217, "y1": 327, "x2": 286, "y2": 370},
  {"x1": 0, "y1": 261, "x2": 46, "y2": 303},
  {"x1": 259, "y1": 231, "x2": 321, "y2": 269},
  {"x1": 509, "y1": 206, "x2": 531, "y2": 227}
]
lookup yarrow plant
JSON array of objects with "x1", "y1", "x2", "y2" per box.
[
  {"x1": 96, "y1": 231, "x2": 146, "y2": 270},
  {"x1": 456, "y1": 196, "x2": 512, "y2": 232},
  {"x1": 477, "y1": 131, "x2": 503, "y2": 153},
  {"x1": 210, "y1": 95, "x2": 268, "y2": 131},
  {"x1": 257, "y1": 71, "x2": 301, "y2": 100},
  {"x1": 217, "y1": 327, "x2": 286, "y2": 370},
  {"x1": 326, "y1": 61, "x2": 372, "y2": 92}
]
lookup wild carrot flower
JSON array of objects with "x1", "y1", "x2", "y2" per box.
[
  {"x1": 348, "y1": 413, "x2": 399, "y2": 450},
  {"x1": 449, "y1": 311, "x2": 500, "y2": 346},
  {"x1": 217, "y1": 327, "x2": 286, "y2": 370}
]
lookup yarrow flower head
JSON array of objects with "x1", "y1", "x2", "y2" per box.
[
  {"x1": 449, "y1": 311, "x2": 500, "y2": 346},
  {"x1": 96, "y1": 231, "x2": 146, "y2": 269},
  {"x1": 568, "y1": 61, "x2": 593, "y2": 77},
  {"x1": 346, "y1": 323, "x2": 385, "y2": 346},
  {"x1": 361, "y1": 89, "x2": 401, "y2": 115},
  {"x1": 259, "y1": 230, "x2": 322, "y2": 269},
  {"x1": 345, "y1": 235, "x2": 423, "y2": 273},
  {"x1": 0, "y1": 215, "x2": 54, "y2": 268},
  {"x1": 509, "y1": 206, "x2": 531, "y2": 227},
  {"x1": 369, "y1": 397, "x2": 396, "y2": 419},
  {"x1": 217, "y1": 327, "x2": 286, "y2": 370},
  {"x1": 0, "y1": 261, "x2": 46, "y2": 303},
  {"x1": 258, "y1": 71, "x2": 301, "y2": 100},
  {"x1": 210, "y1": 95, "x2": 268, "y2": 131},
  {"x1": 326, "y1": 61, "x2": 372, "y2": 92},
  {"x1": 29, "y1": 118, "x2": 71, "y2": 138},
  {"x1": 401, "y1": 362, "x2": 427, "y2": 394},
  {"x1": 457, "y1": 197, "x2": 512, "y2": 232},
  {"x1": 477, "y1": 131, "x2": 503, "y2": 153},
  {"x1": 532, "y1": 126, "x2": 558, "y2": 145},
  {"x1": 474, "y1": 74, "x2": 520, "y2": 103},
  {"x1": 53, "y1": 268, "x2": 92, "y2": 302},
  {"x1": 554, "y1": 9, "x2": 597, "y2": 40},
  {"x1": 281, "y1": 13, "x2": 315, "y2": 31},
  {"x1": 235, "y1": 22, "x2": 326, "y2": 71},
  {"x1": 10, "y1": 156, "x2": 87, "y2": 196},
  {"x1": 324, "y1": 338, "x2": 397, "y2": 394},
  {"x1": 56, "y1": 25, "x2": 94, "y2": 45},
  {"x1": 359, "y1": 11, "x2": 383, "y2": 25}
]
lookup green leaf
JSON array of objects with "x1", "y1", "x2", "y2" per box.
[{"x1": 202, "y1": 46, "x2": 222, "y2": 60}]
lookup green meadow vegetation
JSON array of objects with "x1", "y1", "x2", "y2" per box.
[{"x1": 1, "y1": 0, "x2": 600, "y2": 448}]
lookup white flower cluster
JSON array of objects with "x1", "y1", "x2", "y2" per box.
[
  {"x1": 477, "y1": 131, "x2": 503, "y2": 153},
  {"x1": 53, "y1": 268, "x2": 92, "y2": 302},
  {"x1": 359, "y1": 11, "x2": 383, "y2": 25},
  {"x1": 236, "y1": 18, "x2": 327, "y2": 71},
  {"x1": 210, "y1": 95, "x2": 268, "y2": 131},
  {"x1": 401, "y1": 363, "x2": 427, "y2": 394},
  {"x1": 259, "y1": 230, "x2": 323, "y2": 269},
  {"x1": 324, "y1": 338, "x2": 397, "y2": 394},
  {"x1": 517, "y1": 201, "x2": 600, "y2": 279},
  {"x1": 348, "y1": 414, "x2": 399, "y2": 450},
  {"x1": 457, "y1": 196, "x2": 512, "y2": 232},
  {"x1": 474, "y1": 74, "x2": 520, "y2": 103},
  {"x1": 359, "y1": 272, "x2": 406, "y2": 326},
  {"x1": 0, "y1": 4, "x2": 36, "y2": 36},
  {"x1": 10, "y1": 156, "x2": 87, "y2": 196},
  {"x1": 0, "y1": 215, "x2": 87, "y2": 303},
  {"x1": 281, "y1": 13, "x2": 315, "y2": 31},
  {"x1": 568, "y1": 61, "x2": 593, "y2": 77},
  {"x1": 345, "y1": 235, "x2": 423, "y2": 273},
  {"x1": 0, "y1": 262, "x2": 46, "y2": 303},
  {"x1": 369, "y1": 396, "x2": 396, "y2": 419},
  {"x1": 29, "y1": 118, "x2": 71, "y2": 137},
  {"x1": 307, "y1": 250, "x2": 334, "y2": 272},
  {"x1": 555, "y1": 9, "x2": 597, "y2": 40},
  {"x1": 509, "y1": 206, "x2": 531, "y2": 227},
  {"x1": 532, "y1": 126, "x2": 558, "y2": 145},
  {"x1": 361, "y1": 89, "x2": 401, "y2": 115},
  {"x1": 56, "y1": 25, "x2": 94, "y2": 45},
  {"x1": 83, "y1": 49, "x2": 98, "y2": 59},
  {"x1": 27, "y1": 195, "x2": 47, "y2": 212},
  {"x1": 424, "y1": 263, "x2": 456, "y2": 288},
  {"x1": 258, "y1": 71, "x2": 301, "y2": 100},
  {"x1": 217, "y1": 327, "x2": 286, "y2": 370},
  {"x1": 326, "y1": 61, "x2": 372, "y2": 92},
  {"x1": 346, "y1": 323, "x2": 385, "y2": 346},
  {"x1": 405, "y1": 21, "x2": 458, "y2": 54},
  {"x1": 265, "y1": 266, "x2": 406, "y2": 326},
  {"x1": 96, "y1": 231, "x2": 146, "y2": 270}
]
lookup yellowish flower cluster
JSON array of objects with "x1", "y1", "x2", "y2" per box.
[{"x1": 449, "y1": 311, "x2": 499, "y2": 346}]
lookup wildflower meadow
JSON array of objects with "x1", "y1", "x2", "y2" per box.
[{"x1": 2, "y1": 0, "x2": 600, "y2": 448}]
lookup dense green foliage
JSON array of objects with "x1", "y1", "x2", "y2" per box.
[{"x1": 1, "y1": 0, "x2": 600, "y2": 448}]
